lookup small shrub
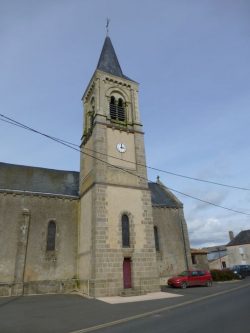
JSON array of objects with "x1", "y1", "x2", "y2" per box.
[{"x1": 210, "y1": 269, "x2": 237, "y2": 281}]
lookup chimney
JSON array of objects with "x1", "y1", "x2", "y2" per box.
[{"x1": 229, "y1": 230, "x2": 234, "y2": 241}]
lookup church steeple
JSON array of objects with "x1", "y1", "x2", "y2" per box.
[
  {"x1": 79, "y1": 34, "x2": 160, "y2": 297},
  {"x1": 96, "y1": 36, "x2": 133, "y2": 81}
]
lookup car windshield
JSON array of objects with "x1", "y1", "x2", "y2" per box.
[{"x1": 178, "y1": 271, "x2": 189, "y2": 276}]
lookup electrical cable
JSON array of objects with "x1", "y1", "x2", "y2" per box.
[
  {"x1": 1, "y1": 113, "x2": 249, "y2": 191},
  {"x1": 1, "y1": 113, "x2": 250, "y2": 216}
]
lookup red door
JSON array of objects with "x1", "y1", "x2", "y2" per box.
[{"x1": 123, "y1": 258, "x2": 132, "y2": 289}]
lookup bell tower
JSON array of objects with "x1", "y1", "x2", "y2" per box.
[{"x1": 78, "y1": 36, "x2": 160, "y2": 296}]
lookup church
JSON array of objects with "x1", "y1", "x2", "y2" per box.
[{"x1": 0, "y1": 35, "x2": 192, "y2": 297}]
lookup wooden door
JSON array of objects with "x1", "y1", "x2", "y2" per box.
[{"x1": 123, "y1": 258, "x2": 132, "y2": 289}]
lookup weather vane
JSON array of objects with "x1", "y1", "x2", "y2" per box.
[{"x1": 106, "y1": 18, "x2": 110, "y2": 36}]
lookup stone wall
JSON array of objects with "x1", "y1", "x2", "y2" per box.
[
  {"x1": 0, "y1": 191, "x2": 78, "y2": 296},
  {"x1": 152, "y1": 206, "x2": 192, "y2": 284},
  {"x1": 79, "y1": 184, "x2": 160, "y2": 297},
  {"x1": 226, "y1": 244, "x2": 250, "y2": 266}
]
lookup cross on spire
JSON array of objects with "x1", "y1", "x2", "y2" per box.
[{"x1": 106, "y1": 18, "x2": 110, "y2": 36}]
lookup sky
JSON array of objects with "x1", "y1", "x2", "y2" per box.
[{"x1": 1, "y1": 0, "x2": 250, "y2": 248}]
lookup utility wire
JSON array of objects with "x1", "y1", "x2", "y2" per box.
[
  {"x1": 1, "y1": 113, "x2": 249, "y2": 192},
  {"x1": 1, "y1": 113, "x2": 250, "y2": 216}
]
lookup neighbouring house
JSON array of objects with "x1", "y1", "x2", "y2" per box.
[
  {"x1": 226, "y1": 230, "x2": 250, "y2": 266},
  {"x1": 204, "y1": 245, "x2": 229, "y2": 270},
  {"x1": 190, "y1": 249, "x2": 209, "y2": 270}
]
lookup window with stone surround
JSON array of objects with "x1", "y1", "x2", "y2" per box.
[
  {"x1": 46, "y1": 220, "x2": 56, "y2": 251},
  {"x1": 122, "y1": 214, "x2": 130, "y2": 247},
  {"x1": 154, "y1": 226, "x2": 160, "y2": 252}
]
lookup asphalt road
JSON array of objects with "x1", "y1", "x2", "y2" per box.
[
  {"x1": 0, "y1": 279, "x2": 250, "y2": 333},
  {"x1": 97, "y1": 283, "x2": 250, "y2": 333}
]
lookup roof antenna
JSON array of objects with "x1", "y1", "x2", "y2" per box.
[{"x1": 106, "y1": 18, "x2": 110, "y2": 36}]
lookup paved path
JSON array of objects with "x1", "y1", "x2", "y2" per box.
[{"x1": 97, "y1": 291, "x2": 182, "y2": 304}]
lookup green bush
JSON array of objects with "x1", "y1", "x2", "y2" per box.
[{"x1": 210, "y1": 269, "x2": 238, "y2": 281}]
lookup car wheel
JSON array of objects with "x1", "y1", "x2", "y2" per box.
[
  {"x1": 205, "y1": 281, "x2": 212, "y2": 287},
  {"x1": 181, "y1": 282, "x2": 187, "y2": 289}
]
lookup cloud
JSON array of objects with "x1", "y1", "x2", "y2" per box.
[
  {"x1": 188, "y1": 215, "x2": 250, "y2": 248},
  {"x1": 190, "y1": 190, "x2": 228, "y2": 212}
]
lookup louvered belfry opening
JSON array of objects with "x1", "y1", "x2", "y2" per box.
[
  {"x1": 109, "y1": 96, "x2": 126, "y2": 122},
  {"x1": 117, "y1": 98, "x2": 125, "y2": 121},
  {"x1": 110, "y1": 96, "x2": 117, "y2": 120}
]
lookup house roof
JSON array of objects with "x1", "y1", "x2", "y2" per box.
[
  {"x1": 227, "y1": 230, "x2": 250, "y2": 246},
  {"x1": 191, "y1": 248, "x2": 208, "y2": 255},
  {"x1": 148, "y1": 182, "x2": 183, "y2": 208},
  {"x1": 96, "y1": 36, "x2": 134, "y2": 82},
  {"x1": 203, "y1": 245, "x2": 227, "y2": 253},
  {"x1": 0, "y1": 162, "x2": 79, "y2": 197}
]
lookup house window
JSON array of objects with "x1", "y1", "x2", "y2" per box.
[
  {"x1": 46, "y1": 221, "x2": 56, "y2": 251},
  {"x1": 109, "y1": 95, "x2": 126, "y2": 122},
  {"x1": 154, "y1": 226, "x2": 160, "y2": 252},
  {"x1": 122, "y1": 214, "x2": 130, "y2": 247}
]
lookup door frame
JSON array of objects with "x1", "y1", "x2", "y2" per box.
[{"x1": 123, "y1": 257, "x2": 132, "y2": 289}]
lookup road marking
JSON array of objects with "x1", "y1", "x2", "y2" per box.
[{"x1": 69, "y1": 282, "x2": 250, "y2": 333}]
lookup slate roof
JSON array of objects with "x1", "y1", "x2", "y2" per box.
[
  {"x1": 0, "y1": 163, "x2": 183, "y2": 207},
  {"x1": 148, "y1": 182, "x2": 183, "y2": 208},
  {"x1": 0, "y1": 162, "x2": 79, "y2": 197},
  {"x1": 96, "y1": 36, "x2": 134, "y2": 82},
  {"x1": 227, "y1": 230, "x2": 250, "y2": 246},
  {"x1": 203, "y1": 245, "x2": 227, "y2": 253}
]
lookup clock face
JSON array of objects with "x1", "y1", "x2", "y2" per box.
[{"x1": 116, "y1": 143, "x2": 126, "y2": 153}]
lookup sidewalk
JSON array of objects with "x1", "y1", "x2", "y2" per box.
[{"x1": 97, "y1": 291, "x2": 182, "y2": 304}]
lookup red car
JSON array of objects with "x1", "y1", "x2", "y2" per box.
[{"x1": 168, "y1": 270, "x2": 212, "y2": 288}]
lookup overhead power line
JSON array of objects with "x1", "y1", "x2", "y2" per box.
[
  {"x1": 1, "y1": 113, "x2": 250, "y2": 216},
  {"x1": 1, "y1": 113, "x2": 249, "y2": 192}
]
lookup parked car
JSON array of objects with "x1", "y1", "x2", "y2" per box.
[
  {"x1": 229, "y1": 265, "x2": 250, "y2": 279},
  {"x1": 168, "y1": 270, "x2": 213, "y2": 289}
]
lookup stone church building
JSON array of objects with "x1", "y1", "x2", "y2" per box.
[{"x1": 0, "y1": 36, "x2": 192, "y2": 297}]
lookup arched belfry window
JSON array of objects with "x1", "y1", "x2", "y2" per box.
[
  {"x1": 154, "y1": 226, "x2": 160, "y2": 252},
  {"x1": 46, "y1": 221, "x2": 56, "y2": 251},
  {"x1": 109, "y1": 95, "x2": 126, "y2": 122},
  {"x1": 89, "y1": 97, "x2": 95, "y2": 128},
  {"x1": 110, "y1": 96, "x2": 116, "y2": 120},
  {"x1": 122, "y1": 214, "x2": 130, "y2": 247},
  {"x1": 117, "y1": 98, "x2": 125, "y2": 121}
]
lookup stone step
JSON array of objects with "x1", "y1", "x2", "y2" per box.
[{"x1": 120, "y1": 288, "x2": 146, "y2": 297}]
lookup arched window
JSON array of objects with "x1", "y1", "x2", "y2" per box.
[
  {"x1": 90, "y1": 97, "x2": 95, "y2": 127},
  {"x1": 122, "y1": 214, "x2": 130, "y2": 247},
  {"x1": 154, "y1": 226, "x2": 160, "y2": 252},
  {"x1": 109, "y1": 95, "x2": 126, "y2": 122},
  {"x1": 46, "y1": 221, "x2": 56, "y2": 251},
  {"x1": 117, "y1": 98, "x2": 125, "y2": 121},
  {"x1": 110, "y1": 96, "x2": 117, "y2": 120}
]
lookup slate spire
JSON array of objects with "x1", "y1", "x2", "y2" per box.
[{"x1": 96, "y1": 36, "x2": 132, "y2": 81}]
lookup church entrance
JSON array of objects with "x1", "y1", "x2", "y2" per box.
[{"x1": 123, "y1": 258, "x2": 132, "y2": 288}]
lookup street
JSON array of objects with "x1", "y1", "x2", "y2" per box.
[
  {"x1": 97, "y1": 282, "x2": 250, "y2": 333},
  {"x1": 0, "y1": 279, "x2": 250, "y2": 333}
]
